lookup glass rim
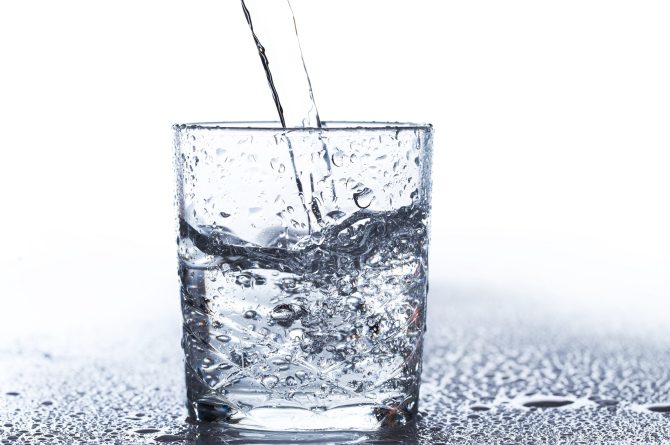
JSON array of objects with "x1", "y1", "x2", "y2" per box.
[{"x1": 173, "y1": 121, "x2": 433, "y2": 132}]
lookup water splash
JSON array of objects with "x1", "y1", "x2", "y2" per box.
[
  {"x1": 240, "y1": 1, "x2": 332, "y2": 234},
  {"x1": 240, "y1": 0, "x2": 321, "y2": 128}
]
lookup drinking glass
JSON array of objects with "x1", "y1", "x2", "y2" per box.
[{"x1": 174, "y1": 121, "x2": 433, "y2": 431}]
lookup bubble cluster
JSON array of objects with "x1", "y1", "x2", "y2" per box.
[{"x1": 179, "y1": 204, "x2": 429, "y2": 429}]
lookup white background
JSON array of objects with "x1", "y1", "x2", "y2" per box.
[{"x1": 1, "y1": 0, "x2": 669, "y2": 337}]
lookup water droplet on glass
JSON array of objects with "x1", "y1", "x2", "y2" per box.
[
  {"x1": 353, "y1": 188, "x2": 374, "y2": 209},
  {"x1": 261, "y1": 375, "x2": 279, "y2": 389},
  {"x1": 135, "y1": 428, "x2": 160, "y2": 434},
  {"x1": 215, "y1": 334, "x2": 231, "y2": 343},
  {"x1": 523, "y1": 398, "x2": 574, "y2": 409},
  {"x1": 243, "y1": 310, "x2": 258, "y2": 320},
  {"x1": 326, "y1": 210, "x2": 346, "y2": 221},
  {"x1": 331, "y1": 151, "x2": 344, "y2": 167},
  {"x1": 270, "y1": 304, "x2": 296, "y2": 328}
]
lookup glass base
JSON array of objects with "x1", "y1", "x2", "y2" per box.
[{"x1": 187, "y1": 396, "x2": 418, "y2": 431}]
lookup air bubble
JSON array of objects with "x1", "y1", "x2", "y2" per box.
[
  {"x1": 346, "y1": 296, "x2": 363, "y2": 310},
  {"x1": 337, "y1": 277, "x2": 355, "y2": 295}
]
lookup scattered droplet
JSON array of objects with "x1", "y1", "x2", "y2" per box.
[
  {"x1": 219, "y1": 211, "x2": 231, "y2": 218},
  {"x1": 648, "y1": 404, "x2": 670, "y2": 413},
  {"x1": 470, "y1": 405, "x2": 491, "y2": 411},
  {"x1": 523, "y1": 398, "x2": 574, "y2": 409},
  {"x1": 597, "y1": 399, "x2": 619, "y2": 407},
  {"x1": 135, "y1": 428, "x2": 160, "y2": 434}
]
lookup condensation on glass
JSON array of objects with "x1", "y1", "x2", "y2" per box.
[{"x1": 174, "y1": 121, "x2": 433, "y2": 431}]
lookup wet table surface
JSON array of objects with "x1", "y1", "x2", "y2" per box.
[{"x1": 1, "y1": 242, "x2": 670, "y2": 444}]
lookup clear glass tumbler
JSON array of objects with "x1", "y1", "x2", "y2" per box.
[{"x1": 174, "y1": 121, "x2": 433, "y2": 431}]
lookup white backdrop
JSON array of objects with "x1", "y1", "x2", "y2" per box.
[{"x1": 1, "y1": 0, "x2": 669, "y2": 337}]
